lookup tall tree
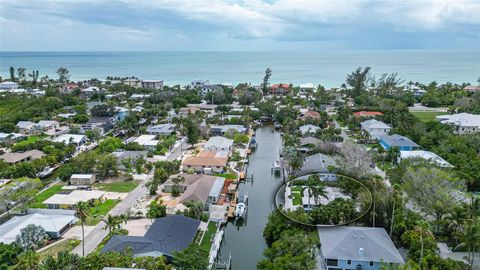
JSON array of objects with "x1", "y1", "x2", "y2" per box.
[
  {"x1": 15, "y1": 224, "x2": 48, "y2": 250},
  {"x1": 9, "y1": 66, "x2": 15, "y2": 81},
  {"x1": 17, "y1": 67, "x2": 26, "y2": 81},
  {"x1": 74, "y1": 201, "x2": 90, "y2": 257},
  {"x1": 173, "y1": 244, "x2": 209, "y2": 270},
  {"x1": 414, "y1": 220, "x2": 433, "y2": 267},
  {"x1": 455, "y1": 218, "x2": 480, "y2": 270},
  {"x1": 346, "y1": 67, "x2": 371, "y2": 96},
  {"x1": 56, "y1": 67, "x2": 71, "y2": 83},
  {"x1": 262, "y1": 68, "x2": 272, "y2": 94}
]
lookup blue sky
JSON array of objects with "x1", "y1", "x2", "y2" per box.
[{"x1": 0, "y1": 0, "x2": 479, "y2": 51}]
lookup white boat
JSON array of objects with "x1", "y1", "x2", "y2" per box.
[
  {"x1": 235, "y1": 193, "x2": 248, "y2": 218},
  {"x1": 271, "y1": 159, "x2": 281, "y2": 171}
]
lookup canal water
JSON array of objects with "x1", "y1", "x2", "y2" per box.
[{"x1": 219, "y1": 126, "x2": 283, "y2": 270}]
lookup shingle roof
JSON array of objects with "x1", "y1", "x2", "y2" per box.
[
  {"x1": 178, "y1": 176, "x2": 217, "y2": 204},
  {"x1": 361, "y1": 119, "x2": 391, "y2": 129},
  {"x1": 298, "y1": 153, "x2": 337, "y2": 175},
  {"x1": 299, "y1": 136, "x2": 321, "y2": 146},
  {"x1": 380, "y1": 134, "x2": 418, "y2": 148},
  {"x1": 204, "y1": 136, "x2": 234, "y2": 150},
  {"x1": 0, "y1": 150, "x2": 46, "y2": 163},
  {"x1": 102, "y1": 215, "x2": 200, "y2": 258},
  {"x1": 182, "y1": 151, "x2": 228, "y2": 167},
  {"x1": 318, "y1": 226, "x2": 404, "y2": 264},
  {"x1": 436, "y1": 113, "x2": 480, "y2": 127}
]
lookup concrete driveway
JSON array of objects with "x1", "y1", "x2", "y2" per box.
[{"x1": 63, "y1": 225, "x2": 96, "y2": 240}]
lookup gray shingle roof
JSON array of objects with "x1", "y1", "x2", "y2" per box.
[
  {"x1": 380, "y1": 134, "x2": 418, "y2": 148},
  {"x1": 318, "y1": 226, "x2": 404, "y2": 264},
  {"x1": 101, "y1": 215, "x2": 200, "y2": 258},
  {"x1": 298, "y1": 153, "x2": 337, "y2": 175}
]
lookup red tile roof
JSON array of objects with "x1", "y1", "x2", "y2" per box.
[
  {"x1": 271, "y1": 83, "x2": 290, "y2": 89},
  {"x1": 353, "y1": 111, "x2": 384, "y2": 117}
]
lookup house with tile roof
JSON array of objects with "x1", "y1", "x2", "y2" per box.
[{"x1": 181, "y1": 151, "x2": 228, "y2": 174}]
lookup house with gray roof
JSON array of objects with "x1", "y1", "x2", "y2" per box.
[
  {"x1": 204, "y1": 136, "x2": 234, "y2": 152},
  {"x1": 360, "y1": 119, "x2": 391, "y2": 139},
  {"x1": 101, "y1": 215, "x2": 200, "y2": 261},
  {"x1": 318, "y1": 226, "x2": 404, "y2": 270},
  {"x1": 297, "y1": 153, "x2": 337, "y2": 181},
  {"x1": 209, "y1": 125, "x2": 247, "y2": 136},
  {"x1": 146, "y1": 123, "x2": 176, "y2": 136},
  {"x1": 299, "y1": 124, "x2": 320, "y2": 136},
  {"x1": 379, "y1": 134, "x2": 419, "y2": 151},
  {"x1": 111, "y1": 150, "x2": 148, "y2": 170}
]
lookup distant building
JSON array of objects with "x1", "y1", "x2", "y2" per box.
[
  {"x1": 353, "y1": 111, "x2": 383, "y2": 117},
  {"x1": 209, "y1": 125, "x2": 247, "y2": 136},
  {"x1": 16, "y1": 121, "x2": 36, "y2": 134},
  {"x1": 146, "y1": 124, "x2": 176, "y2": 136},
  {"x1": 299, "y1": 82, "x2": 315, "y2": 92},
  {"x1": 299, "y1": 124, "x2": 320, "y2": 136},
  {"x1": 123, "y1": 78, "x2": 141, "y2": 87},
  {"x1": 436, "y1": 113, "x2": 480, "y2": 135},
  {"x1": 379, "y1": 134, "x2": 419, "y2": 151},
  {"x1": 52, "y1": 134, "x2": 86, "y2": 145},
  {"x1": 464, "y1": 85, "x2": 480, "y2": 93},
  {"x1": 101, "y1": 215, "x2": 200, "y2": 261},
  {"x1": 69, "y1": 174, "x2": 96, "y2": 186},
  {"x1": 270, "y1": 83, "x2": 291, "y2": 95},
  {"x1": 200, "y1": 84, "x2": 223, "y2": 96},
  {"x1": 111, "y1": 150, "x2": 148, "y2": 170},
  {"x1": 318, "y1": 226, "x2": 404, "y2": 270},
  {"x1": 81, "y1": 117, "x2": 117, "y2": 135},
  {"x1": 190, "y1": 80, "x2": 210, "y2": 89},
  {"x1": 59, "y1": 83, "x2": 79, "y2": 94},
  {"x1": 0, "y1": 133, "x2": 26, "y2": 143},
  {"x1": 360, "y1": 119, "x2": 391, "y2": 140},
  {"x1": 141, "y1": 80, "x2": 164, "y2": 90},
  {"x1": 132, "y1": 135, "x2": 159, "y2": 150},
  {"x1": 298, "y1": 110, "x2": 321, "y2": 121},
  {"x1": 0, "y1": 150, "x2": 45, "y2": 164},
  {"x1": 0, "y1": 81, "x2": 19, "y2": 91}
]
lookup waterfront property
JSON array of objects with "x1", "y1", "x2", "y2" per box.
[
  {"x1": 435, "y1": 113, "x2": 480, "y2": 134},
  {"x1": 299, "y1": 82, "x2": 315, "y2": 92},
  {"x1": 379, "y1": 134, "x2": 419, "y2": 151},
  {"x1": 182, "y1": 151, "x2": 228, "y2": 174},
  {"x1": 203, "y1": 136, "x2": 234, "y2": 153},
  {"x1": 360, "y1": 119, "x2": 391, "y2": 140},
  {"x1": 209, "y1": 125, "x2": 247, "y2": 136},
  {"x1": 0, "y1": 149, "x2": 45, "y2": 164},
  {"x1": 298, "y1": 110, "x2": 321, "y2": 121},
  {"x1": 101, "y1": 215, "x2": 200, "y2": 261},
  {"x1": 297, "y1": 153, "x2": 337, "y2": 180},
  {"x1": 0, "y1": 211, "x2": 76, "y2": 244},
  {"x1": 318, "y1": 226, "x2": 404, "y2": 270},
  {"x1": 299, "y1": 124, "x2": 320, "y2": 136},
  {"x1": 0, "y1": 81, "x2": 19, "y2": 91}
]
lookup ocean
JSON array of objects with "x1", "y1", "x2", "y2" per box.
[{"x1": 0, "y1": 50, "x2": 479, "y2": 88}]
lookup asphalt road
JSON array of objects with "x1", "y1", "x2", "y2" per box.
[{"x1": 71, "y1": 173, "x2": 151, "y2": 256}]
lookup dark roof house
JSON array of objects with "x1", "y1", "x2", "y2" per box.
[{"x1": 101, "y1": 215, "x2": 200, "y2": 261}]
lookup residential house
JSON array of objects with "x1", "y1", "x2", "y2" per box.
[
  {"x1": 200, "y1": 84, "x2": 222, "y2": 96},
  {"x1": 43, "y1": 190, "x2": 105, "y2": 209},
  {"x1": 436, "y1": 113, "x2": 480, "y2": 135},
  {"x1": 299, "y1": 136, "x2": 321, "y2": 147},
  {"x1": 124, "y1": 78, "x2": 141, "y2": 87},
  {"x1": 399, "y1": 150, "x2": 453, "y2": 168},
  {"x1": 141, "y1": 80, "x2": 164, "y2": 90},
  {"x1": 299, "y1": 82, "x2": 315, "y2": 92},
  {"x1": 130, "y1": 94, "x2": 151, "y2": 100},
  {"x1": 101, "y1": 215, "x2": 200, "y2": 261},
  {"x1": 203, "y1": 136, "x2": 234, "y2": 152},
  {"x1": 0, "y1": 133, "x2": 26, "y2": 144},
  {"x1": 190, "y1": 80, "x2": 210, "y2": 89},
  {"x1": 353, "y1": 111, "x2": 383, "y2": 117},
  {"x1": 298, "y1": 110, "x2": 321, "y2": 121},
  {"x1": 132, "y1": 135, "x2": 159, "y2": 150},
  {"x1": 81, "y1": 86, "x2": 103, "y2": 98},
  {"x1": 464, "y1": 85, "x2": 480, "y2": 93},
  {"x1": 81, "y1": 117, "x2": 116, "y2": 134},
  {"x1": 0, "y1": 150, "x2": 45, "y2": 164},
  {"x1": 111, "y1": 150, "x2": 148, "y2": 170},
  {"x1": 52, "y1": 134, "x2": 86, "y2": 145},
  {"x1": 299, "y1": 124, "x2": 320, "y2": 136},
  {"x1": 146, "y1": 124, "x2": 176, "y2": 136},
  {"x1": 182, "y1": 151, "x2": 228, "y2": 174},
  {"x1": 360, "y1": 119, "x2": 391, "y2": 140},
  {"x1": 36, "y1": 120, "x2": 64, "y2": 136},
  {"x1": 59, "y1": 83, "x2": 79, "y2": 94},
  {"x1": 318, "y1": 226, "x2": 404, "y2": 270},
  {"x1": 16, "y1": 121, "x2": 36, "y2": 134},
  {"x1": 209, "y1": 125, "x2": 247, "y2": 136},
  {"x1": 69, "y1": 174, "x2": 96, "y2": 186},
  {"x1": 115, "y1": 107, "x2": 129, "y2": 121},
  {"x1": 379, "y1": 134, "x2": 419, "y2": 151},
  {"x1": 297, "y1": 153, "x2": 337, "y2": 181},
  {"x1": 0, "y1": 81, "x2": 19, "y2": 91},
  {"x1": 270, "y1": 83, "x2": 291, "y2": 95},
  {"x1": 0, "y1": 211, "x2": 76, "y2": 244}
]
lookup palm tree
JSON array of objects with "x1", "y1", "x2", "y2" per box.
[
  {"x1": 74, "y1": 201, "x2": 90, "y2": 257},
  {"x1": 103, "y1": 214, "x2": 120, "y2": 235},
  {"x1": 442, "y1": 206, "x2": 467, "y2": 246},
  {"x1": 455, "y1": 218, "x2": 480, "y2": 270},
  {"x1": 414, "y1": 220, "x2": 433, "y2": 268},
  {"x1": 389, "y1": 184, "x2": 401, "y2": 238},
  {"x1": 15, "y1": 250, "x2": 39, "y2": 270}
]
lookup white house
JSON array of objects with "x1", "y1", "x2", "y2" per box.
[
  {"x1": 133, "y1": 135, "x2": 159, "y2": 150},
  {"x1": 204, "y1": 136, "x2": 234, "y2": 152},
  {"x1": 0, "y1": 81, "x2": 19, "y2": 91},
  {"x1": 200, "y1": 84, "x2": 222, "y2": 96},
  {"x1": 360, "y1": 119, "x2": 392, "y2": 139},
  {"x1": 299, "y1": 82, "x2": 315, "y2": 92},
  {"x1": 52, "y1": 134, "x2": 86, "y2": 145},
  {"x1": 146, "y1": 123, "x2": 176, "y2": 136},
  {"x1": 299, "y1": 124, "x2": 320, "y2": 136},
  {"x1": 69, "y1": 174, "x2": 96, "y2": 185},
  {"x1": 436, "y1": 113, "x2": 480, "y2": 135},
  {"x1": 399, "y1": 150, "x2": 453, "y2": 168},
  {"x1": 190, "y1": 80, "x2": 210, "y2": 89}
]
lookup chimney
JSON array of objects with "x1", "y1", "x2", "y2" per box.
[{"x1": 359, "y1": 248, "x2": 364, "y2": 257}]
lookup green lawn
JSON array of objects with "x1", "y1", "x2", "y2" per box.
[
  {"x1": 85, "y1": 199, "x2": 120, "y2": 225},
  {"x1": 94, "y1": 181, "x2": 139, "y2": 192},
  {"x1": 28, "y1": 182, "x2": 64, "y2": 208},
  {"x1": 38, "y1": 239, "x2": 80, "y2": 259},
  {"x1": 213, "y1": 173, "x2": 237, "y2": 180},
  {"x1": 200, "y1": 221, "x2": 217, "y2": 250},
  {"x1": 411, "y1": 111, "x2": 444, "y2": 122}
]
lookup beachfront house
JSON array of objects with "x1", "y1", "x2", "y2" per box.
[
  {"x1": 190, "y1": 80, "x2": 210, "y2": 89},
  {"x1": 204, "y1": 136, "x2": 234, "y2": 153},
  {"x1": 379, "y1": 134, "x2": 419, "y2": 151},
  {"x1": 200, "y1": 84, "x2": 223, "y2": 96},
  {"x1": 436, "y1": 113, "x2": 480, "y2": 135},
  {"x1": 101, "y1": 215, "x2": 200, "y2": 261},
  {"x1": 270, "y1": 83, "x2": 291, "y2": 95},
  {"x1": 360, "y1": 119, "x2": 391, "y2": 140},
  {"x1": 318, "y1": 226, "x2": 404, "y2": 270},
  {"x1": 0, "y1": 81, "x2": 19, "y2": 91},
  {"x1": 146, "y1": 123, "x2": 176, "y2": 136},
  {"x1": 299, "y1": 82, "x2": 315, "y2": 92},
  {"x1": 182, "y1": 151, "x2": 228, "y2": 174},
  {"x1": 141, "y1": 80, "x2": 164, "y2": 90},
  {"x1": 299, "y1": 124, "x2": 320, "y2": 136}
]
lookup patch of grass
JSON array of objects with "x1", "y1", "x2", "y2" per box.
[
  {"x1": 85, "y1": 199, "x2": 120, "y2": 225},
  {"x1": 291, "y1": 186, "x2": 303, "y2": 193},
  {"x1": 200, "y1": 221, "x2": 217, "y2": 250},
  {"x1": 38, "y1": 239, "x2": 80, "y2": 259},
  {"x1": 94, "y1": 181, "x2": 139, "y2": 192},
  {"x1": 28, "y1": 182, "x2": 64, "y2": 208},
  {"x1": 213, "y1": 173, "x2": 237, "y2": 180},
  {"x1": 291, "y1": 192, "x2": 302, "y2": 206},
  {"x1": 411, "y1": 111, "x2": 444, "y2": 122}
]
